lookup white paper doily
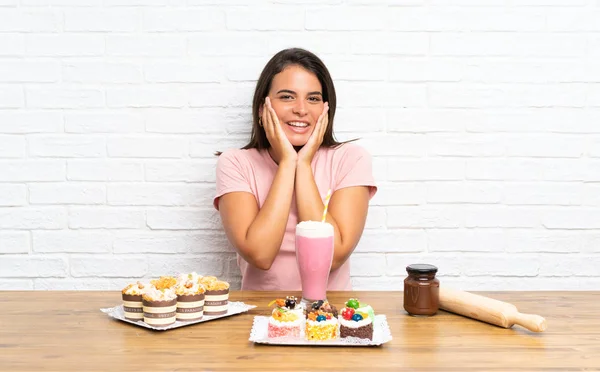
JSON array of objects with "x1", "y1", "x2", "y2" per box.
[
  {"x1": 249, "y1": 314, "x2": 392, "y2": 346},
  {"x1": 101, "y1": 301, "x2": 256, "y2": 331}
]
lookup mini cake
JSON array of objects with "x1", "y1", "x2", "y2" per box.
[
  {"x1": 347, "y1": 298, "x2": 375, "y2": 322},
  {"x1": 305, "y1": 300, "x2": 339, "y2": 341},
  {"x1": 175, "y1": 275, "x2": 206, "y2": 322},
  {"x1": 150, "y1": 276, "x2": 177, "y2": 291},
  {"x1": 267, "y1": 296, "x2": 303, "y2": 338},
  {"x1": 339, "y1": 298, "x2": 374, "y2": 340},
  {"x1": 121, "y1": 281, "x2": 147, "y2": 321},
  {"x1": 201, "y1": 276, "x2": 230, "y2": 316},
  {"x1": 142, "y1": 287, "x2": 177, "y2": 327}
]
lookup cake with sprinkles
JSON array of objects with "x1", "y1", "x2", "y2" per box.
[{"x1": 305, "y1": 300, "x2": 338, "y2": 341}]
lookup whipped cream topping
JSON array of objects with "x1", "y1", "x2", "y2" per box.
[
  {"x1": 122, "y1": 281, "x2": 148, "y2": 295},
  {"x1": 307, "y1": 318, "x2": 338, "y2": 326},
  {"x1": 175, "y1": 280, "x2": 206, "y2": 296},
  {"x1": 143, "y1": 287, "x2": 176, "y2": 302},
  {"x1": 296, "y1": 220, "x2": 334, "y2": 238},
  {"x1": 338, "y1": 315, "x2": 372, "y2": 329},
  {"x1": 177, "y1": 272, "x2": 203, "y2": 285}
]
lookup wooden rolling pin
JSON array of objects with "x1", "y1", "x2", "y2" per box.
[{"x1": 439, "y1": 287, "x2": 547, "y2": 332}]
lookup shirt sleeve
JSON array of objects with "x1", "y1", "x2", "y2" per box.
[
  {"x1": 334, "y1": 143, "x2": 378, "y2": 200},
  {"x1": 213, "y1": 150, "x2": 254, "y2": 210}
]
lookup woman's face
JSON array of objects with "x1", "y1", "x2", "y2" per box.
[{"x1": 266, "y1": 65, "x2": 324, "y2": 147}]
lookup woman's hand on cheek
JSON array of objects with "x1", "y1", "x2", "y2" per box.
[
  {"x1": 297, "y1": 102, "x2": 329, "y2": 166},
  {"x1": 263, "y1": 97, "x2": 297, "y2": 164}
]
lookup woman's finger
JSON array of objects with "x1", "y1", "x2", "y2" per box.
[
  {"x1": 263, "y1": 99, "x2": 274, "y2": 140},
  {"x1": 268, "y1": 100, "x2": 286, "y2": 141},
  {"x1": 315, "y1": 104, "x2": 329, "y2": 145},
  {"x1": 320, "y1": 107, "x2": 329, "y2": 139},
  {"x1": 322, "y1": 103, "x2": 329, "y2": 126},
  {"x1": 267, "y1": 98, "x2": 279, "y2": 126}
]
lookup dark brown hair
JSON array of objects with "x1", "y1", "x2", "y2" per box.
[{"x1": 241, "y1": 48, "x2": 343, "y2": 151}]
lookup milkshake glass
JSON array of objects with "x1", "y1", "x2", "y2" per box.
[{"x1": 295, "y1": 221, "x2": 334, "y2": 307}]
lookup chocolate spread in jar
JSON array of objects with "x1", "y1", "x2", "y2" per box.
[{"x1": 403, "y1": 264, "x2": 439, "y2": 316}]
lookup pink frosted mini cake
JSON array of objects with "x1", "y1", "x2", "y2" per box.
[{"x1": 267, "y1": 296, "x2": 303, "y2": 338}]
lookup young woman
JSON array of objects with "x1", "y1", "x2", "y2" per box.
[{"x1": 214, "y1": 48, "x2": 377, "y2": 291}]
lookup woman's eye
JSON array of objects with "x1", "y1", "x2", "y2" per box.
[
  {"x1": 309, "y1": 96, "x2": 322, "y2": 102},
  {"x1": 280, "y1": 95, "x2": 293, "y2": 100}
]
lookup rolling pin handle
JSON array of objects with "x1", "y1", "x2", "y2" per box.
[{"x1": 514, "y1": 312, "x2": 547, "y2": 333}]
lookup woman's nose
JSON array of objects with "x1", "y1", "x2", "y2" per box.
[{"x1": 292, "y1": 100, "x2": 307, "y2": 116}]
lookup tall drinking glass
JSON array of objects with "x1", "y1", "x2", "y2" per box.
[{"x1": 295, "y1": 221, "x2": 334, "y2": 307}]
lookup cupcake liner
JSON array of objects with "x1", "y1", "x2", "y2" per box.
[
  {"x1": 122, "y1": 293, "x2": 143, "y2": 321},
  {"x1": 176, "y1": 293, "x2": 205, "y2": 321},
  {"x1": 204, "y1": 289, "x2": 229, "y2": 316},
  {"x1": 143, "y1": 298, "x2": 177, "y2": 327}
]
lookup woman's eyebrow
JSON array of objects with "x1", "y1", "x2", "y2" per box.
[{"x1": 276, "y1": 89, "x2": 322, "y2": 96}]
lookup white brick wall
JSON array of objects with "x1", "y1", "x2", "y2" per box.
[{"x1": 0, "y1": 0, "x2": 599, "y2": 291}]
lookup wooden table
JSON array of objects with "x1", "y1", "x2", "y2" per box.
[{"x1": 0, "y1": 291, "x2": 598, "y2": 371}]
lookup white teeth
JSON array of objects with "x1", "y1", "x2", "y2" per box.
[{"x1": 288, "y1": 122, "x2": 308, "y2": 128}]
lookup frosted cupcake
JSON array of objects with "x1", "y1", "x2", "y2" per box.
[
  {"x1": 121, "y1": 281, "x2": 147, "y2": 321},
  {"x1": 200, "y1": 276, "x2": 230, "y2": 316},
  {"x1": 177, "y1": 272, "x2": 203, "y2": 286},
  {"x1": 142, "y1": 287, "x2": 177, "y2": 327},
  {"x1": 175, "y1": 276, "x2": 206, "y2": 322}
]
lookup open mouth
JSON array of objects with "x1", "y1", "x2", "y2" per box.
[{"x1": 286, "y1": 121, "x2": 311, "y2": 134}]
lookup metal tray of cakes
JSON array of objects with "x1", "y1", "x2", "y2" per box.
[
  {"x1": 248, "y1": 314, "x2": 393, "y2": 346},
  {"x1": 101, "y1": 301, "x2": 256, "y2": 331}
]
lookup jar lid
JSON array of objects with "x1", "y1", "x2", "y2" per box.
[{"x1": 406, "y1": 264, "x2": 438, "y2": 274}]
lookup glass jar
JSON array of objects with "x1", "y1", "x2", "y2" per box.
[{"x1": 403, "y1": 264, "x2": 440, "y2": 316}]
